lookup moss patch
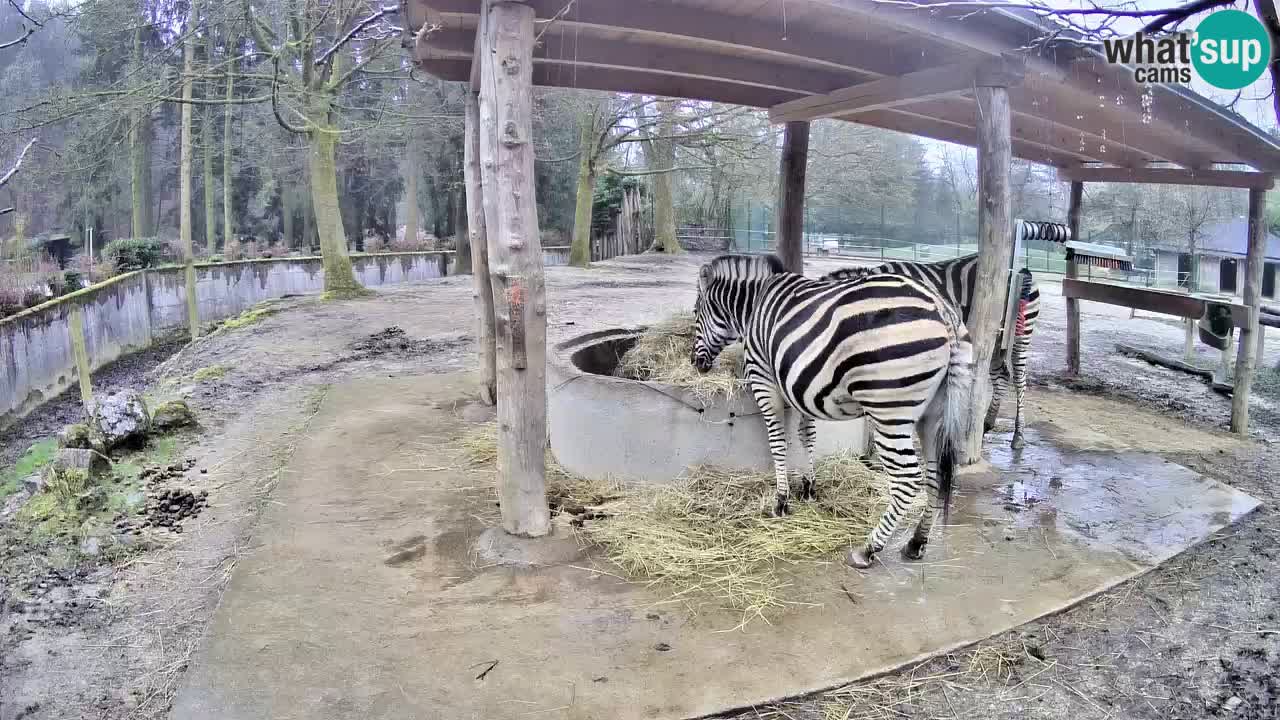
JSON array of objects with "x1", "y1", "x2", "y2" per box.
[
  {"x1": 0, "y1": 438, "x2": 58, "y2": 499},
  {"x1": 193, "y1": 364, "x2": 230, "y2": 382},
  {"x1": 220, "y1": 303, "x2": 278, "y2": 331},
  {"x1": 320, "y1": 287, "x2": 375, "y2": 301}
]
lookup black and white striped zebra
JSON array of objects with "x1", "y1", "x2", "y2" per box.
[
  {"x1": 690, "y1": 254, "x2": 974, "y2": 568},
  {"x1": 822, "y1": 254, "x2": 1039, "y2": 449}
]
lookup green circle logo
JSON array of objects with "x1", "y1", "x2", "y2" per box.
[{"x1": 1193, "y1": 10, "x2": 1272, "y2": 90}]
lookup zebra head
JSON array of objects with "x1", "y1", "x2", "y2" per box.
[{"x1": 690, "y1": 254, "x2": 784, "y2": 373}]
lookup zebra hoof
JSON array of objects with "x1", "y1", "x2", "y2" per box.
[
  {"x1": 845, "y1": 546, "x2": 874, "y2": 569},
  {"x1": 1010, "y1": 434, "x2": 1026, "y2": 450},
  {"x1": 901, "y1": 538, "x2": 928, "y2": 561},
  {"x1": 800, "y1": 479, "x2": 818, "y2": 501},
  {"x1": 771, "y1": 494, "x2": 791, "y2": 517}
]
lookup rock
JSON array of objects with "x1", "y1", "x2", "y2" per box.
[
  {"x1": 42, "y1": 449, "x2": 113, "y2": 485},
  {"x1": 151, "y1": 400, "x2": 196, "y2": 431},
  {"x1": 57, "y1": 423, "x2": 93, "y2": 449},
  {"x1": 88, "y1": 390, "x2": 150, "y2": 450},
  {"x1": 79, "y1": 537, "x2": 101, "y2": 557},
  {"x1": 22, "y1": 473, "x2": 43, "y2": 494},
  {"x1": 1223, "y1": 696, "x2": 1243, "y2": 712}
]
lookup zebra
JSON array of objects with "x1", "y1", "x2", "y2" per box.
[
  {"x1": 821, "y1": 254, "x2": 1039, "y2": 449},
  {"x1": 689, "y1": 254, "x2": 973, "y2": 569}
]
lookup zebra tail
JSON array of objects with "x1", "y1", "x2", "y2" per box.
[{"x1": 936, "y1": 328, "x2": 975, "y2": 517}]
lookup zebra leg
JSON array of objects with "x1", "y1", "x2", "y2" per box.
[
  {"x1": 749, "y1": 375, "x2": 792, "y2": 517},
  {"x1": 798, "y1": 414, "x2": 818, "y2": 501},
  {"x1": 984, "y1": 364, "x2": 1008, "y2": 432},
  {"x1": 902, "y1": 414, "x2": 942, "y2": 561},
  {"x1": 846, "y1": 419, "x2": 920, "y2": 569},
  {"x1": 1010, "y1": 333, "x2": 1030, "y2": 450}
]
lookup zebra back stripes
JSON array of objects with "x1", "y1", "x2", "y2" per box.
[
  {"x1": 690, "y1": 254, "x2": 974, "y2": 569},
  {"x1": 821, "y1": 253, "x2": 1040, "y2": 449}
]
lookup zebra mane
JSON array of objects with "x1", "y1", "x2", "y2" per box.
[
  {"x1": 701, "y1": 253, "x2": 786, "y2": 283},
  {"x1": 821, "y1": 265, "x2": 877, "y2": 283}
]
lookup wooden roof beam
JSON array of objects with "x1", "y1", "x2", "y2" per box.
[
  {"x1": 845, "y1": 108, "x2": 1092, "y2": 169},
  {"x1": 418, "y1": 26, "x2": 862, "y2": 97},
  {"x1": 415, "y1": 0, "x2": 956, "y2": 78},
  {"x1": 1057, "y1": 166, "x2": 1275, "y2": 189}
]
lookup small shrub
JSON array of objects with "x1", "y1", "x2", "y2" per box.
[
  {"x1": 0, "y1": 287, "x2": 24, "y2": 318},
  {"x1": 103, "y1": 237, "x2": 164, "y2": 271},
  {"x1": 62, "y1": 270, "x2": 85, "y2": 293},
  {"x1": 364, "y1": 236, "x2": 388, "y2": 254},
  {"x1": 223, "y1": 239, "x2": 243, "y2": 261}
]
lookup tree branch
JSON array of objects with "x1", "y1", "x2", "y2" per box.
[
  {"x1": 0, "y1": 25, "x2": 34, "y2": 51},
  {"x1": 271, "y1": 56, "x2": 311, "y2": 135},
  {"x1": 0, "y1": 138, "x2": 36, "y2": 189},
  {"x1": 1141, "y1": 0, "x2": 1234, "y2": 33},
  {"x1": 8, "y1": 0, "x2": 40, "y2": 27},
  {"x1": 315, "y1": 4, "x2": 399, "y2": 68}
]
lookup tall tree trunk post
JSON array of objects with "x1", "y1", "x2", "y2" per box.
[
  {"x1": 1231, "y1": 188, "x2": 1268, "y2": 434},
  {"x1": 465, "y1": 92, "x2": 497, "y2": 404},
  {"x1": 307, "y1": 101, "x2": 365, "y2": 297},
  {"x1": 454, "y1": 172, "x2": 471, "y2": 273},
  {"x1": 403, "y1": 148, "x2": 419, "y2": 247},
  {"x1": 203, "y1": 25, "x2": 217, "y2": 255},
  {"x1": 478, "y1": 0, "x2": 550, "y2": 537},
  {"x1": 775, "y1": 120, "x2": 810, "y2": 273},
  {"x1": 130, "y1": 26, "x2": 151, "y2": 239},
  {"x1": 568, "y1": 109, "x2": 595, "y2": 267},
  {"x1": 1065, "y1": 181, "x2": 1084, "y2": 375},
  {"x1": 223, "y1": 71, "x2": 235, "y2": 248},
  {"x1": 179, "y1": 15, "x2": 200, "y2": 340},
  {"x1": 651, "y1": 100, "x2": 680, "y2": 253},
  {"x1": 282, "y1": 186, "x2": 294, "y2": 248},
  {"x1": 961, "y1": 75, "x2": 1018, "y2": 463}
]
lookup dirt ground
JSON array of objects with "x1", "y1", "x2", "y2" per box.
[{"x1": 2, "y1": 253, "x2": 1279, "y2": 720}]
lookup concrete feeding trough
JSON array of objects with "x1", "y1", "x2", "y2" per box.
[{"x1": 547, "y1": 327, "x2": 866, "y2": 483}]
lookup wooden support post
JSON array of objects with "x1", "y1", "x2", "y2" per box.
[
  {"x1": 1257, "y1": 324, "x2": 1267, "y2": 368},
  {"x1": 1231, "y1": 187, "x2": 1267, "y2": 434},
  {"x1": 478, "y1": 0, "x2": 550, "y2": 537},
  {"x1": 962, "y1": 82, "x2": 1015, "y2": 463},
  {"x1": 1065, "y1": 181, "x2": 1084, "y2": 375},
  {"x1": 775, "y1": 120, "x2": 809, "y2": 273},
  {"x1": 464, "y1": 91, "x2": 497, "y2": 406},
  {"x1": 68, "y1": 308, "x2": 94, "y2": 411},
  {"x1": 1184, "y1": 316, "x2": 1196, "y2": 362}
]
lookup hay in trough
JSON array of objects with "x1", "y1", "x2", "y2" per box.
[
  {"x1": 615, "y1": 312, "x2": 745, "y2": 402},
  {"x1": 455, "y1": 423, "x2": 902, "y2": 625}
]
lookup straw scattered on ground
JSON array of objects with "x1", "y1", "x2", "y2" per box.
[
  {"x1": 455, "y1": 422, "x2": 902, "y2": 626},
  {"x1": 615, "y1": 312, "x2": 745, "y2": 402}
]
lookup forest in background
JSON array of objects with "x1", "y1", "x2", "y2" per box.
[{"x1": 2, "y1": 0, "x2": 1280, "y2": 296}]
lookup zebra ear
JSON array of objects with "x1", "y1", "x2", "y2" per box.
[{"x1": 699, "y1": 264, "x2": 712, "y2": 282}]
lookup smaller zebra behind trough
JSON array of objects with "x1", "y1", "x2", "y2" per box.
[
  {"x1": 822, "y1": 254, "x2": 1040, "y2": 449},
  {"x1": 689, "y1": 254, "x2": 973, "y2": 568}
]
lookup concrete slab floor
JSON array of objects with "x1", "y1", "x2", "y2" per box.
[{"x1": 171, "y1": 372, "x2": 1260, "y2": 720}]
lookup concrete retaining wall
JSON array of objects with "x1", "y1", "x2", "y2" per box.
[
  {"x1": 547, "y1": 328, "x2": 865, "y2": 484},
  {"x1": 0, "y1": 251, "x2": 483, "y2": 429}
]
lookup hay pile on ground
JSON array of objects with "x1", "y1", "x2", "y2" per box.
[
  {"x1": 456, "y1": 423, "x2": 900, "y2": 625},
  {"x1": 615, "y1": 312, "x2": 745, "y2": 402}
]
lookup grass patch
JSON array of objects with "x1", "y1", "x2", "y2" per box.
[
  {"x1": 219, "y1": 302, "x2": 278, "y2": 331},
  {"x1": 616, "y1": 312, "x2": 744, "y2": 403},
  {"x1": 113, "y1": 434, "x2": 179, "y2": 483},
  {"x1": 320, "y1": 286, "x2": 375, "y2": 302},
  {"x1": 0, "y1": 437, "x2": 58, "y2": 499},
  {"x1": 193, "y1": 364, "x2": 229, "y2": 382},
  {"x1": 456, "y1": 423, "x2": 897, "y2": 627}
]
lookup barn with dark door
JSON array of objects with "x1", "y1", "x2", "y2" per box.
[{"x1": 1151, "y1": 220, "x2": 1280, "y2": 297}]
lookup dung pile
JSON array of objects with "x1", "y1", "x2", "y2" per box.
[
  {"x1": 614, "y1": 313, "x2": 745, "y2": 402},
  {"x1": 138, "y1": 488, "x2": 209, "y2": 533}
]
